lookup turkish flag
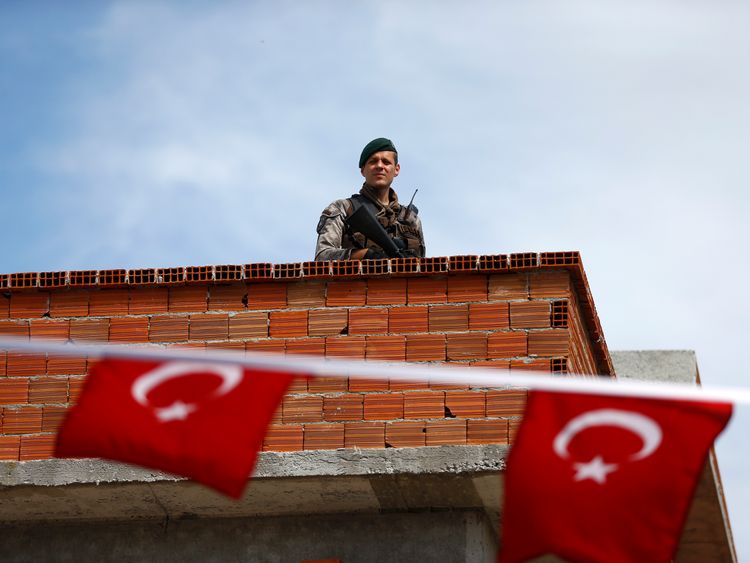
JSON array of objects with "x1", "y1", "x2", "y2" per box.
[
  {"x1": 499, "y1": 391, "x2": 732, "y2": 563},
  {"x1": 56, "y1": 358, "x2": 295, "y2": 498}
]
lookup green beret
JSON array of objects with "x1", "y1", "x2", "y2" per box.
[{"x1": 359, "y1": 137, "x2": 397, "y2": 168}]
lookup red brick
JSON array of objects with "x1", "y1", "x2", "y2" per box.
[
  {"x1": 389, "y1": 379, "x2": 430, "y2": 391},
  {"x1": 344, "y1": 422, "x2": 385, "y2": 449},
  {"x1": 529, "y1": 270, "x2": 570, "y2": 299},
  {"x1": 287, "y1": 282, "x2": 326, "y2": 307},
  {"x1": 366, "y1": 278, "x2": 406, "y2": 305},
  {"x1": 366, "y1": 335, "x2": 405, "y2": 361},
  {"x1": 42, "y1": 405, "x2": 68, "y2": 432},
  {"x1": 20, "y1": 434, "x2": 56, "y2": 460},
  {"x1": 70, "y1": 318, "x2": 109, "y2": 342},
  {"x1": 47, "y1": 354, "x2": 87, "y2": 375},
  {"x1": 0, "y1": 295, "x2": 8, "y2": 319},
  {"x1": 6, "y1": 353, "x2": 46, "y2": 377},
  {"x1": 308, "y1": 309, "x2": 348, "y2": 337},
  {"x1": 407, "y1": 277, "x2": 447, "y2": 304},
  {"x1": 488, "y1": 274, "x2": 528, "y2": 300},
  {"x1": 510, "y1": 301, "x2": 551, "y2": 329},
  {"x1": 28, "y1": 377, "x2": 67, "y2": 403},
  {"x1": 404, "y1": 391, "x2": 444, "y2": 419},
  {"x1": 446, "y1": 333, "x2": 487, "y2": 360},
  {"x1": 467, "y1": 419, "x2": 508, "y2": 444},
  {"x1": 364, "y1": 393, "x2": 404, "y2": 420},
  {"x1": 509, "y1": 419, "x2": 522, "y2": 443},
  {"x1": 68, "y1": 377, "x2": 86, "y2": 404},
  {"x1": 208, "y1": 284, "x2": 247, "y2": 311},
  {"x1": 307, "y1": 376, "x2": 348, "y2": 393},
  {"x1": 429, "y1": 305, "x2": 468, "y2": 332},
  {"x1": 269, "y1": 310, "x2": 308, "y2": 338},
  {"x1": 149, "y1": 316, "x2": 188, "y2": 342},
  {"x1": 528, "y1": 330, "x2": 569, "y2": 356},
  {"x1": 324, "y1": 395, "x2": 364, "y2": 422},
  {"x1": 445, "y1": 391, "x2": 486, "y2": 418},
  {"x1": 245, "y1": 339, "x2": 285, "y2": 354},
  {"x1": 470, "y1": 360, "x2": 511, "y2": 370},
  {"x1": 428, "y1": 375, "x2": 469, "y2": 391},
  {"x1": 426, "y1": 419, "x2": 467, "y2": 446},
  {"x1": 0, "y1": 320, "x2": 29, "y2": 338},
  {"x1": 447, "y1": 275, "x2": 487, "y2": 302},
  {"x1": 229, "y1": 312, "x2": 268, "y2": 339},
  {"x1": 247, "y1": 283, "x2": 287, "y2": 310},
  {"x1": 128, "y1": 288, "x2": 168, "y2": 315},
  {"x1": 510, "y1": 359, "x2": 551, "y2": 372},
  {"x1": 326, "y1": 281, "x2": 366, "y2": 307},
  {"x1": 109, "y1": 317, "x2": 149, "y2": 343},
  {"x1": 263, "y1": 424, "x2": 303, "y2": 451},
  {"x1": 30, "y1": 319, "x2": 69, "y2": 341},
  {"x1": 205, "y1": 341, "x2": 245, "y2": 352},
  {"x1": 49, "y1": 291, "x2": 89, "y2": 318},
  {"x1": 0, "y1": 352, "x2": 5, "y2": 377},
  {"x1": 325, "y1": 336, "x2": 365, "y2": 359},
  {"x1": 348, "y1": 377, "x2": 389, "y2": 392},
  {"x1": 0, "y1": 378, "x2": 29, "y2": 405},
  {"x1": 486, "y1": 390, "x2": 527, "y2": 417},
  {"x1": 282, "y1": 395, "x2": 323, "y2": 423},
  {"x1": 469, "y1": 303, "x2": 509, "y2": 331},
  {"x1": 285, "y1": 338, "x2": 325, "y2": 356},
  {"x1": 386, "y1": 421, "x2": 425, "y2": 447},
  {"x1": 189, "y1": 313, "x2": 229, "y2": 341},
  {"x1": 2, "y1": 406, "x2": 43, "y2": 433},
  {"x1": 349, "y1": 308, "x2": 388, "y2": 335},
  {"x1": 0, "y1": 436, "x2": 20, "y2": 460},
  {"x1": 304, "y1": 423, "x2": 344, "y2": 450},
  {"x1": 487, "y1": 332, "x2": 527, "y2": 358},
  {"x1": 389, "y1": 306, "x2": 428, "y2": 333},
  {"x1": 287, "y1": 378, "x2": 308, "y2": 394},
  {"x1": 406, "y1": 334, "x2": 446, "y2": 362},
  {"x1": 89, "y1": 289, "x2": 129, "y2": 316},
  {"x1": 10, "y1": 292, "x2": 49, "y2": 319},
  {"x1": 169, "y1": 286, "x2": 208, "y2": 313}
]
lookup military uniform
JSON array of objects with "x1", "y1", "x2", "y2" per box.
[{"x1": 315, "y1": 184, "x2": 425, "y2": 261}]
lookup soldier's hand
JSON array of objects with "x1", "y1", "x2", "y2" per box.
[
  {"x1": 392, "y1": 237, "x2": 407, "y2": 251},
  {"x1": 364, "y1": 248, "x2": 388, "y2": 260}
]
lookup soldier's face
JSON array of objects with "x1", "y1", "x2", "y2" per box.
[{"x1": 361, "y1": 151, "x2": 400, "y2": 189}]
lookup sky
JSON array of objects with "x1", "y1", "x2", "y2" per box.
[{"x1": 2, "y1": 0, "x2": 750, "y2": 556}]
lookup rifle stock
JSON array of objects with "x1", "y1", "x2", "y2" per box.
[{"x1": 346, "y1": 204, "x2": 405, "y2": 258}]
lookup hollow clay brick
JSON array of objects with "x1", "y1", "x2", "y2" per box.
[
  {"x1": 303, "y1": 423, "x2": 344, "y2": 450},
  {"x1": 42, "y1": 406, "x2": 68, "y2": 432},
  {"x1": 70, "y1": 319, "x2": 109, "y2": 342},
  {"x1": 467, "y1": 419, "x2": 509, "y2": 445},
  {"x1": 470, "y1": 360, "x2": 511, "y2": 371},
  {"x1": 6, "y1": 353, "x2": 46, "y2": 377},
  {"x1": 308, "y1": 309, "x2": 348, "y2": 337},
  {"x1": 469, "y1": 302, "x2": 509, "y2": 331},
  {"x1": 128, "y1": 288, "x2": 168, "y2": 315},
  {"x1": 50, "y1": 291, "x2": 89, "y2": 318},
  {"x1": 245, "y1": 339, "x2": 285, "y2": 354},
  {"x1": 10, "y1": 293, "x2": 50, "y2": 319},
  {"x1": 426, "y1": 419, "x2": 467, "y2": 446},
  {"x1": 246, "y1": 283, "x2": 287, "y2": 310},
  {"x1": 307, "y1": 376, "x2": 348, "y2": 393},
  {"x1": 323, "y1": 394, "x2": 364, "y2": 422},
  {"x1": 263, "y1": 424, "x2": 303, "y2": 452},
  {"x1": 229, "y1": 312, "x2": 268, "y2": 339},
  {"x1": 208, "y1": 284, "x2": 247, "y2": 311},
  {"x1": 429, "y1": 304, "x2": 469, "y2": 332},
  {"x1": 28, "y1": 377, "x2": 68, "y2": 404},
  {"x1": 0, "y1": 320, "x2": 30, "y2": 338},
  {"x1": 366, "y1": 335, "x2": 406, "y2": 361},
  {"x1": 366, "y1": 278, "x2": 407, "y2": 306},
  {"x1": 389, "y1": 306, "x2": 428, "y2": 334},
  {"x1": 510, "y1": 358, "x2": 551, "y2": 372},
  {"x1": 89, "y1": 289, "x2": 130, "y2": 316},
  {"x1": 344, "y1": 422, "x2": 385, "y2": 449},
  {"x1": 287, "y1": 281, "x2": 326, "y2": 307},
  {"x1": 326, "y1": 281, "x2": 367, "y2": 307},
  {"x1": 109, "y1": 317, "x2": 149, "y2": 343},
  {"x1": 287, "y1": 377, "x2": 308, "y2": 394},
  {"x1": 389, "y1": 379, "x2": 430, "y2": 391},
  {"x1": 404, "y1": 391, "x2": 445, "y2": 419},
  {"x1": 529, "y1": 270, "x2": 571, "y2": 299},
  {"x1": 285, "y1": 338, "x2": 325, "y2": 356},
  {"x1": 0, "y1": 352, "x2": 6, "y2": 377},
  {"x1": 446, "y1": 333, "x2": 487, "y2": 360},
  {"x1": 445, "y1": 391, "x2": 486, "y2": 418},
  {"x1": 527, "y1": 330, "x2": 569, "y2": 356},
  {"x1": 447, "y1": 275, "x2": 488, "y2": 303},
  {"x1": 509, "y1": 419, "x2": 522, "y2": 443},
  {"x1": 149, "y1": 316, "x2": 188, "y2": 343},
  {"x1": 0, "y1": 378, "x2": 29, "y2": 405},
  {"x1": 30, "y1": 319, "x2": 70, "y2": 341},
  {"x1": 349, "y1": 308, "x2": 388, "y2": 335},
  {"x1": 486, "y1": 390, "x2": 528, "y2": 417},
  {"x1": 282, "y1": 395, "x2": 323, "y2": 423},
  {"x1": 407, "y1": 277, "x2": 447, "y2": 304},
  {"x1": 488, "y1": 274, "x2": 528, "y2": 301},
  {"x1": 325, "y1": 336, "x2": 365, "y2": 359},
  {"x1": 169, "y1": 286, "x2": 208, "y2": 313},
  {"x1": 0, "y1": 436, "x2": 20, "y2": 460},
  {"x1": 487, "y1": 332, "x2": 527, "y2": 358},
  {"x1": 187, "y1": 314, "x2": 228, "y2": 341},
  {"x1": 348, "y1": 377, "x2": 389, "y2": 392},
  {"x1": 0, "y1": 295, "x2": 9, "y2": 319},
  {"x1": 205, "y1": 341, "x2": 245, "y2": 352},
  {"x1": 405, "y1": 334, "x2": 446, "y2": 362},
  {"x1": 47, "y1": 354, "x2": 87, "y2": 376},
  {"x1": 68, "y1": 377, "x2": 86, "y2": 404},
  {"x1": 510, "y1": 300, "x2": 551, "y2": 329},
  {"x1": 2, "y1": 406, "x2": 43, "y2": 434},
  {"x1": 386, "y1": 421, "x2": 425, "y2": 447},
  {"x1": 364, "y1": 393, "x2": 404, "y2": 420},
  {"x1": 20, "y1": 434, "x2": 56, "y2": 461}
]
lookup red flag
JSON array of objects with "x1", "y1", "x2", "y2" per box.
[
  {"x1": 500, "y1": 391, "x2": 732, "y2": 563},
  {"x1": 56, "y1": 358, "x2": 295, "y2": 498}
]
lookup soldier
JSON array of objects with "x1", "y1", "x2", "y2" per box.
[{"x1": 315, "y1": 137, "x2": 426, "y2": 261}]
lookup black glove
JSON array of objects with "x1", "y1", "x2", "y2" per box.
[{"x1": 364, "y1": 247, "x2": 388, "y2": 260}]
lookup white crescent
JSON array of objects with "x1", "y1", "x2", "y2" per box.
[
  {"x1": 131, "y1": 361, "x2": 244, "y2": 407},
  {"x1": 553, "y1": 408, "x2": 662, "y2": 462}
]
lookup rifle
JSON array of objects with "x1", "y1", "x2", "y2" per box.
[{"x1": 345, "y1": 203, "x2": 406, "y2": 259}]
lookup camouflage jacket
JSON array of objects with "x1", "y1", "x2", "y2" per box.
[{"x1": 315, "y1": 186, "x2": 425, "y2": 261}]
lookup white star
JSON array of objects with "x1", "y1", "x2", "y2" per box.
[
  {"x1": 155, "y1": 400, "x2": 197, "y2": 422},
  {"x1": 573, "y1": 456, "x2": 619, "y2": 484}
]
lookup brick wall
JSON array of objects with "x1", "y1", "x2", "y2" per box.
[{"x1": 0, "y1": 252, "x2": 612, "y2": 462}]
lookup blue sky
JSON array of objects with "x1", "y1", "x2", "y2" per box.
[{"x1": 3, "y1": 0, "x2": 750, "y2": 556}]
